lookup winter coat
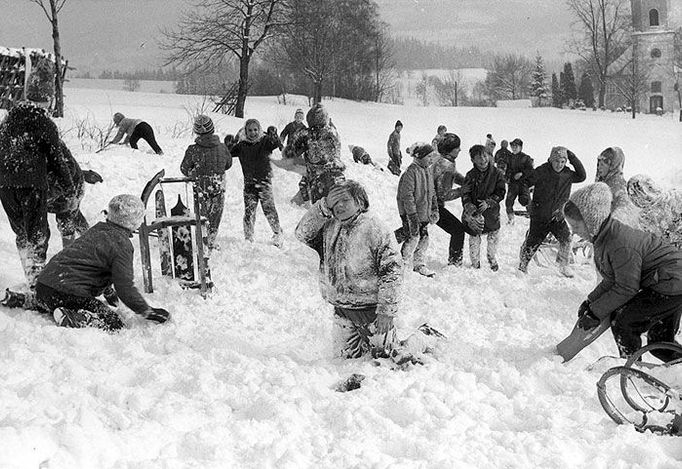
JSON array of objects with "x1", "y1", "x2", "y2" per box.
[
  {"x1": 295, "y1": 202, "x2": 402, "y2": 317},
  {"x1": 494, "y1": 147, "x2": 512, "y2": 172},
  {"x1": 596, "y1": 147, "x2": 640, "y2": 228},
  {"x1": 528, "y1": 152, "x2": 586, "y2": 221},
  {"x1": 47, "y1": 141, "x2": 85, "y2": 214},
  {"x1": 110, "y1": 117, "x2": 143, "y2": 144},
  {"x1": 37, "y1": 221, "x2": 150, "y2": 315},
  {"x1": 505, "y1": 151, "x2": 534, "y2": 185},
  {"x1": 628, "y1": 174, "x2": 682, "y2": 248},
  {"x1": 0, "y1": 103, "x2": 73, "y2": 191},
  {"x1": 430, "y1": 154, "x2": 465, "y2": 206},
  {"x1": 280, "y1": 121, "x2": 307, "y2": 147},
  {"x1": 397, "y1": 159, "x2": 439, "y2": 223},
  {"x1": 300, "y1": 124, "x2": 346, "y2": 202},
  {"x1": 461, "y1": 163, "x2": 506, "y2": 233},
  {"x1": 232, "y1": 134, "x2": 280, "y2": 184},
  {"x1": 181, "y1": 134, "x2": 232, "y2": 195},
  {"x1": 588, "y1": 217, "x2": 682, "y2": 319},
  {"x1": 387, "y1": 130, "x2": 401, "y2": 162}
]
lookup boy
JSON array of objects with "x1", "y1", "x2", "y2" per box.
[
  {"x1": 461, "y1": 145, "x2": 506, "y2": 270},
  {"x1": 279, "y1": 108, "x2": 307, "y2": 159},
  {"x1": 564, "y1": 182, "x2": 682, "y2": 363},
  {"x1": 504, "y1": 138, "x2": 533, "y2": 224},
  {"x1": 519, "y1": 146, "x2": 586, "y2": 276},
  {"x1": 387, "y1": 120, "x2": 403, "y2": 176},
  {"x1": 109, "y1": 112, "x2": 163, "y2": 155}
]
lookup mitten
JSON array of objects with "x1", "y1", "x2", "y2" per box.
[
  {"x1": 407, "y1": 213, "x2": 420, "y2": 237},
  {"x1": 144, "y1": 307, "x2": 170, "y2": 324},
  {"x1": 82, "y1": 170, "x2": 103, "y2": 184},
  {"x1": 577, "y1": 300, "x2": 591, "y2": 319},
  {"x1": 577, "y1": 309, "x2": 600, "y2": 330},
  {"x1": 464, "y1": 202, "x2": 477, "y2": 215},
  {"x1": 102, "y1": 285, "x2": 119, "y2": 307},
  {"x1": 326, "y1": 185, "x2": 347, "y2": 211}
]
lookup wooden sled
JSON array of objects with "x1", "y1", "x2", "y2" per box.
[{"x1": 556, "y1": 317, "x2": 611, "y2": 362}]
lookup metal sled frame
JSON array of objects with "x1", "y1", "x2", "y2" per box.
[{"x1": 139, "y1": 169, "x2": 210, "y2": 297}]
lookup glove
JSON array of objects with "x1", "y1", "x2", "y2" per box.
[
  {"x1": 464, "y1": 202, "x2": 477, "y2": 215},
  {"x1": 577, "y1": 300, "x2": 591, "y2": 319},
  {"x1": 374, "y1": 313, "x2": 394, "y2": 335},
  {"x1": 82, "y1": 170, "x2": 103, "y2": 184},
  {"x1": 326, "y1": 185, "x2": 348, "y2": 211},
  {"x1": 144, "y1": 307, "x2": 170, "y2": 324},
  {"x1": 577, "y1": 309, "x2": 600, "y2": 331},
  {"x1": 102, "y1": 285, "x2": 119, "y2": 307},
  {"x1": 478, "y1": 200, "x2": 489, "y2": 212},
  {"x1": 407, "y1": 213, "x2": 420, "y2": 237}
]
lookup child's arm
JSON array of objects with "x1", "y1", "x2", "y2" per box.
[
  {"x1": 295, "y1": 199, "x2": 330, "y2": 258},
  {"x1": 568, "y1": 150, "x2": 587, "y2": 183}
]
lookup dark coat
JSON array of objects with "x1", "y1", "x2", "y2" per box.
[
  {"x1": 181, "y1": 134, "x2": 232, "y2": 194},
  {"x1": 37, "y1": 221, "x2": 150, "y2": 315},
  {"x1": 232, "y1": 134, "x2": 280, "y2": 184},
  {"x1": 589, "y1": 217, "x2": 682, "y2": 319},
  {"x1": 528, "y1": 153, "x2": 586, "y2": 221},
  {"x1": 0, "y1": 104, "x2": 73, "y2": 191},
  {"x1": 47, "y1": 141, "x2": 85, "y2": 214},
  {"x1": 280, "y1": 121, "x2": 307, "y2": 147},
  {"x1": 494, "y1": 147, "x2": 512, "y2": 172},
  {"x1": 505, "y1": 151, "x2": 534, "y2": 184},
  {"x1": 461, "y1": 163, "x2": 506, "y2": 233}
]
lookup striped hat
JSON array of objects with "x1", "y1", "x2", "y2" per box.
[{"x1": 193, "y1": 114, "x2": 214, "y2": 135}]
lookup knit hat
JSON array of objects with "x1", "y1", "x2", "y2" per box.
[
  {"x1": 395, "y1": 120, "x2": 403, "y2": 128},
  {"x1": 437, "y1": 133, "x2": 461, "y2": 155},
  {"x1": 193, "y1": 114, "x2": 214, "y2": 135},
  {"x1": 627, "y1": 174, "x2": 661, "y2": 209},
  {"x1": 408, "y1": 142, "x2": 435, "y2": 159},
  {"x1": 510, "y1": 138, "x2": 523, "y2": 147},
  {"x1": 306, "y1": 104, "x2": 329, "y2": 128},
  {"x1": 549, "y1": 146, "x2": 568, "y2": 163},
  {"x1": 107, "y1": 194, "x2": 145, "y2": 231},
  {"x1": 567, "y1": 182, "x2": 613, "y2": 236},
  {"x1": 113, "y1": 112, "x2": 125, "y2": 124}
]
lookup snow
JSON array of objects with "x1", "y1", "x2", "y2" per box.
[{"x1": 1, "y1": 87, "x2": 681, "y2": 468}]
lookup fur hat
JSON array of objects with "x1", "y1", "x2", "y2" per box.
[
  {"x1": 407, "y1": 142, "x2": 434, "y2": 159},
  {"x1": 193, "y1": 114, "x2": 214, "y2": 135},
  {"x1": 437, "y1": 133, "x2": 461, "y2": 155},
  {"x1": 306, "y1": 104, "x2": 329, "y2": 128},
  {"x1": 113, "y1": 112, "x2": 125, "y2": 124},
  {"x1": 567, "y1": 182, "x2": 613, "y2": 236},
  {"x1": 627, "y1": 174, "x2": 661, "y2": 209},
  {"x1": 510, "y1": 138, "x2": 523, "y2": 147},
  {"x1": 549, "y1": 146, "x2": 568, "y2": 163},
  {"x1": 107, "y1": 194, "x2": 145, "y2": 231}
]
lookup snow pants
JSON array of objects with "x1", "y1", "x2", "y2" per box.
[
  {"x1": 505, "y1": 182, "x2": 530, "y2": 215},
  {"x1": 198, "y1": 188, "x2": 225, "y2": 250},
  {"x1": 400, "y1": 215, "x2": 430, "y2": 269},
  {"x1": 332, "y1": 306, "x2": 397, "y2": 359},
  {"x1": 35, "y1": 282, "x2": 124, "y2": 331},
  {"x1": 469, "y1": 229, "x2": 499, "y2": 268},
  {"x1": 435, "y1": 205, "x2": 471, "y2": 265},
  {"x1": 0, "y1": 187, "x2": 50, "y2": 289},
  {"x1": 519, "y1": 217, "x2": 571, "y2": 270},
  {"x1": 130, "y1": 122, "x2": 163, "y2": 155},
  {"x1": 243, "y1": 180, "x2": 281, "y2": 241},
  {"x1": 610, "y1": 289, "x2": 682, "y2": 363}
]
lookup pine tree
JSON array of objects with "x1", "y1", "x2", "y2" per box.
[
  {"x1": 578, "y1": 72, "x2": 595, "y2": 108},
  {"x1": 529, "y1": 53, "x2": 549, "y2": 106},
  {"x1": 551, "y1": 73, "x2": 561, "y2": 108},
  {"x1": 562, "y1": 62, "x2": 577, "y2": 105}
]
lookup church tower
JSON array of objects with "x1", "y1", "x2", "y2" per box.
[{"x1": 630, "y1": 0, "x2": 679, "y2": 113}]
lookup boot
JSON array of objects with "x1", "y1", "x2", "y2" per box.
[
  {"x1": 1, "y1": 289, "x2": 25, "y2": 308},
  {"x1": 507, "y1": 212, "x2": 515, "y2": 225},
  {"x1": 413, "y1": 265, "x2": 435, "y2": 278}
]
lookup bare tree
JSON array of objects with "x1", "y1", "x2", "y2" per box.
[
  {"x1": 29, "y1": 0, "x2": 67, "y2": 117},
  {"x1": 485, "y1": 54, "x2": 532, "y2": 101},
  {"x1": 566, "y1": 0, "x2": 631, "y2": 108},
  {"x1": 161, "y1": 0, "x2": 287, "y2": 118},
  {"x1": 611, "y1": 47, "x2": 650, "y2": 119},
  {"x1": 371, "y1": 26, "x2": 394, "y2": 103},
  {"x1": 431, "y1": 70, "x2": 464, "y2": 107}
]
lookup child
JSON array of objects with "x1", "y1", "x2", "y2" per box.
[
  {"x1": 595, "y1": 147, "x2": 640, "y2": 228},
  {"x1": 180, "y1": 115, "x2": 233, "y2": 250},
  {"x1": 230, "y1": 118, "x2": 283, "y2": 246},
  {"x1": 397, "y1": 143, "x2": 440, "y2": 277},
  {"x1": 461, "y1": 144, "x2": 506, "y2": 270},
  {"x1": 564, "y1": 182, "x2": 682, "y2": 363},
  {"x1": 34, "y1": 194, "x2": 170, "y2": 331},
  {"x1": 518, "y1": 146, "x2": 586, "y2": 276},
  {"x1": 627, "y1": 174, "x2": 682, "y2": 248},
  {"x1": 109, "y1": 112, "x2": 163, "y2": 155},
  {"x1": 504, "y1": 138, "x2": 533, "y2": 224},
  {"x1": 387, "y1": 120, "x2": 403, "y2": 176},
  {"x1": 279, "y1": 108, "x2": 307, "y2": 158},
  {"x1": 431, "y1": 124, "x2": 447, "y2": 149}
]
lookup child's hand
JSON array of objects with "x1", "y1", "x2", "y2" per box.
[
  {"x1": 513, "y1": 172, "x2": 523, "y2": 180},
  {"x1": 477, "y1": 201, "x2": 489, "y2": 212}
]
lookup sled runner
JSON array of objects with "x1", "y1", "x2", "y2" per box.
[{"x1": 556, "y1": 316, "x2": 611, "y2": 362}]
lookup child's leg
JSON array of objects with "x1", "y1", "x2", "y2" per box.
[
  {"x1": 551, "y1": 219, "x2": 572, "y2": 266},
  {"x1": 204, "y1": 191, "x2": 226, "y2": 249},
  {"x1": 505, "y1": 183, "x2": 518, "y2": 218},
  {"x1": 258, "y1": 181, "x2": 282, "y2": 234},
  {"x1": 412, "y1": 223, "x2": 430, "y2": 269},
  {"x1": 469, "y1": 234, "x2": 481, "y2": 268},
  {"x1": 242, "y1": 184, "x2": 260, "y2": 241},
  {"x1": 486, "y1": 230, "x2": 499, "y2": 269},
  {"x1": 519, "y1": 218, "x2": 550, "y2": 272}
]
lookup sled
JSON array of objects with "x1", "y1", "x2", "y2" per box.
[
  {"x1": 170, "y1": 196, "x2": 194, "y2": 281},
  {"x1": 556, "y1": 316, "x2": 611, "y2": 362},
  {"x1": 271, "y1": 157, "x2": 306, "y2": 176},
  {"x1": 155, "y1": 190, "x2": 172, "y2": 276}
]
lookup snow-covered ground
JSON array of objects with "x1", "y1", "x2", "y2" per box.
[{"x1": 1, "y1": 88, "x2": 681, "y2": 468}]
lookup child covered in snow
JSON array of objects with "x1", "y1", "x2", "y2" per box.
[
  {"x1": 33, "y1": 194, "x2": 170, "y2": 331},
  {"x1": 518, "y1": 146, "x2": 586, "y2": 276},
  {"x1": 461, "y1": 144, "x2": 506, "y2": 271},
  {"x1": 627, "y1": 174, "x2": 682, "y2": 248},
  {"x1": 295, "y1": 180, "x2": 403, "y2": 359},
  {"x1": 180, "y1": 115, "x2": 233, "y2": 250},
  {"x1": 564, "y1": 183, "x2": 682, "y2": 363},
  {"x1": 231, "y1": 118, "x2": 284, "y2": 247}
]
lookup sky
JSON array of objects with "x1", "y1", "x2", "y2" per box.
[{"x1": 0, "y1": 0, "x2": 574, "y2": 74}]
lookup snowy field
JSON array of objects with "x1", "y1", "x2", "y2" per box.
[{"x1": 1, "y1": 88, "x2": 681, "y2": 468}]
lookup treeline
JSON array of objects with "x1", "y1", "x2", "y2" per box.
[
  {"x1": 390, "y1": 37, "x2": 491, "y2": 70},
  {"x1": 75, "y1": 68, "x2": 183, "y2": 81}
]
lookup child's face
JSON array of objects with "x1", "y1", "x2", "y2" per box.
[
  {"x1": 566, "y1": 216, "x2": 590, "y2": 241},
  {"x1": 511, "y1": 144, "x2": 521, "y2": 154},
  {"x1": 246, "y1": 123, "x2": 260, "y2": 140},
  {"x1": 472, "y1": 153, "x2": 489, "y2": 171},
  {"x1": 596, "y1": 156, "x2": 610, "y2": 179},
  {"x1": 551, "y1": 156, "x2": 567, "y2": 173},
  {"x1": 330, "y1": 192, "x2": 360, "y2": 222}
]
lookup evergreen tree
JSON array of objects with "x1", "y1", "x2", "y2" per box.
[
  {"x1": 578, "y1": 72, "x2": 595, "y2": 108},
  {"x1": 562, "y1": 62, "x2": 577, "y2": 104},
  {"x1": 529, "y1": 53, "x2": 549, "y2": 106},
  {"x1": 551, "y1": 73, "x2": 561, "y2": 108}
]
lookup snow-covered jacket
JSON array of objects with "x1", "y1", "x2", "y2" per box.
[
  {"x1": 430, "y1": 154, "x2": 465, "y2": 206},
  {"x1": 528, "y1": 151, "x2": 586, "y2": 221},
  {"x1": 494, "y1": 147, "x2": 512, "y2": 172},
  {"x1": 505, "y1": 151, "x2": 534, "y2": 185},
  {"x1": 0, "y1": 103, "x2": 74, "y2": 191},
  {"x1": 47, "y1": 141, "x2": 84, "y2": 214},
  {"x1": 397, "y1": 159, "x2": 439, "y2": 223},
  {"x1": 461, "y1": 163, "x2": 506, "y2": 233},
  {"x1": 110, "y1": 117, "x2": 143, "y2": 144},
  {"x1": 628, "y1": 174, "x2": 682, "y2": 248},
  {"x1": 295, "y1": 203, "x2": 402, "y2": 317},
  {"x1": 37, "y1": 221, "x2": 150, "y2": 315},
  {"x1": 596, "y1": 147, "x2": 640, "y2": 228},
  {"x1": 387, "y1": 130, "x2": 401, "y2": 161},
  {"x1": 232, "y1": 133, "x2": 280, "y2": 184},
  {"x1": 181, "y1": 134, "x2": 232, "y2": 195}
]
